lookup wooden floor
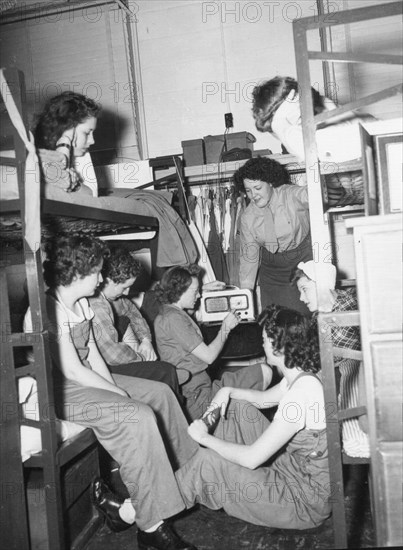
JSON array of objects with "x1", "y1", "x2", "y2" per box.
[{"x1": 84, "y1": 465, "x2": 375, "y2": 550}]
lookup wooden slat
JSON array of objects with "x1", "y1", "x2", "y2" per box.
[
  {"x1": 314, "y1": 84, "x2": 403, "y2": 125},
  {"x1": 308, "y1": 51, "x2": 403, "y2": 65},
  {"x1": 43, "y1": 198, "x2": 158, "y2": 230},
  {"x1": 333, "y1": 347, "x2": 363, "y2": 361},
  {"x1": 293, "y1": 1, "x2": 402, "y2": 31},
  {"x1": 0, "y1": 268, "x2": 31, "y2": 550},
  {"x1": 321, "y1": 310, "x2": 361, "y2": 327},
  {"x1": 338, "y1": 405, "x2": 367, "y2": 421}
]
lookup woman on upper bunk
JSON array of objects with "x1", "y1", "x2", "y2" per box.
[
  {"x1": 33, "y1": 91, "x2": 197, "y2": 269},
  {"x1": 233, "y1": 156, "x2": 311, "y2": 315},
  {"x1": 252, "y1": 75, "x2": 372, "y2": 206},
  {"x1": 34, "y1": 91, "x2": 99, "y2": 195},
  {"x1": 153, "y1": 264, "x2": 273, "y2": 420},
  {"x1": 175, "y1": 305, "x2": 331, "y2": 530}
]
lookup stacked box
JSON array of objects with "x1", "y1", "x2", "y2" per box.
[
  {"x1": 204, "y1": 134, "x2": 226, "y2": 163},
  {"x1": 181, "y1": 139, "x2": 205, "y2": 166},
  {"x1": 226, "y1": 131, "x2": 256, "y2": 152}
]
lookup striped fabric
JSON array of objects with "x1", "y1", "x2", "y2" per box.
[
  {"x1": 338, "y1": 359, "x2": 370, "y2": 458},
  {"x1": 333, "y1": 289, "x2": 370, "y2": 458}
]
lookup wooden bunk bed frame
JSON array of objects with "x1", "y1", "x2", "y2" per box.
[
  {"x1": 0, "y1": 68, "x2": 158, "y2": 550},
  {"x1": 292, "y1": 2, "x2": 402, "y2": 548}
]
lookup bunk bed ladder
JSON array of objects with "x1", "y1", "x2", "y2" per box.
[
  {"x1": 0, "y1": 66, "x2": 68, "y2": 550},
  {"x1": 292, "y1": 2, "x2": 402, "y2": 548},
  {"x1": 0, "y1": 67, "x2": 102, "y2": 550},
  {"x1": 317, "y1": 310, "x2": 369, "y2": 549},
  {"x1": 0, "y1": 268, "x2": 31, "y2": 549}
]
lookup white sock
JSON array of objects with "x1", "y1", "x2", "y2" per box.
[
  {"x1": 119, "y1": 499, "x2": 136, "y2": 524},
  {"x1": 144, "y1": 520, "x2": 163, "y2": 533}
]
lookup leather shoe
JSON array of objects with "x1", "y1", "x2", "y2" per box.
[
  {"x1": 137, "y1": 522, "x2": 197, "y2": 550},
  {"x1": 90, "y1": 477, "x2": 133, "y2": 532}
]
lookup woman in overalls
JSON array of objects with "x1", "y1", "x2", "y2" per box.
[
  {"x1": 175, "y1": 305, "x2": 331, "y2": 530},
  {"x1": 234, "y1": 157, "x2": 312, "y2": 315}
]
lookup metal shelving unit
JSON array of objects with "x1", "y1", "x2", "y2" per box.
[{"x1": 292, "y1": 2, "x2": 402, "y2": 548}]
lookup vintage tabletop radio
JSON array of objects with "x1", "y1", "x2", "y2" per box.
[{"x1": 200, "y1": 286, "x2": 255, "y2": 324}]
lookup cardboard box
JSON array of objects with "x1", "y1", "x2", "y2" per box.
[
  {"x1": 204, "y1": 132, "x2": 256, "y2": 163},
  {"x1": 181, "y1": 139, "x2": 205, "y2": 166},
  {"x1": 204, "y1": 134, "x2": 226, "y2": 163},
  {"x1": 226, "y1": 131, "x2": 256, "y2": 152}
]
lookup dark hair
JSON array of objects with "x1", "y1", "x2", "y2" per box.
[
  {"x1": 233, "y1": 156, "x2": 291, "y2": 194},
  {"x1": 258, "y1": 305, "x2": 320, "y2": 373},
  {"x1": 154, "y1": 264, "x2": 201, "y2": 304},
  {"x1": 102, "y1": 247, "x2": 142, "y2": 284},
  {"x1": 252, "y1": 76, "x2": 326, "y2": 133},
  {"x1": 34, "y1": 92, "x2": 101, "y2": 149},
  {"x1": 290, "y1": 267, "x2": 310, "y2": 286},
  {"x1": 43, "y1": 233, "x2": 109, "y2": 288}
]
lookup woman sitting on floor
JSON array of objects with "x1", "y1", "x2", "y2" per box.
[{"x1": 174, "y1": 305, "x2": 331, "y2": 530}]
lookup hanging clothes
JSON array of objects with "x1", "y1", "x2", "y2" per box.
[
  {"x1": 226, "y1": 190, "x2": 242, "y2": 287},
  {"x1": 207, "y1": 190, "x2": 229, "y2": 284}
]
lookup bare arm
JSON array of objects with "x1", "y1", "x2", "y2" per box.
[
  {"x1": 204, "y1": 382, "x2": 286, "y2": 420},
  {"x1": 50, "y1": 328, "x2": 127, "y2": 396},
  {"x1": 189, "y1": 415, "x2": 298, "y2": 470},
  {"x1": 191, "y1": 311, "x2": 239, "y2": 364}
]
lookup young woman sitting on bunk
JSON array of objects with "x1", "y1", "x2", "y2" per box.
[
  {"x1": 24, "y1": 232, "x2": 199, "y2": 550},
  {"x1": 34, "y1": 91, "x2": 99, "y2": 195},
  {"x1": 33, "y1": 91, "x2": 198, "y2": 269}
]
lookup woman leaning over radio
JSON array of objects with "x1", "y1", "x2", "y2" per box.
[
  {"x1": 234, "y1": 156, "x2": 312, "y2": 315},
  {"x1": 153, "y1": 264, "x2": 273, "y2": 421}
]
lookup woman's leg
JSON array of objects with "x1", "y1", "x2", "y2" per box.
[
  {"x1": 109, "y1": 360, "x2": 181, "y2": 397},
  {"x1": 214, "y1": 362, "x2": 264, "y2": 394},
  {"x1": 113, "y1": 374, "x2": 198, "y2": 469},
  {"x1": 213, "y1": 399, "x2": 270, "y2": 444},
  {"x1": 175, "y1": 447, "x2": 308, "y2": 529},
  {"x1": 58, "y1": 382, "x2": 194, "y2": 530}
]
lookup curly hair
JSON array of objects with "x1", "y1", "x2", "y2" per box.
[
  {"x1": 252, "y1": 76, "x2": 326, "y2": 133},
  {"x1": 233, "y1": 156, "x2": 291, "y2": 194},
  {"x1": 154, "y1": 264, "x2": 201, "y2": 304},
  {"x1": 34, "y1": 92, "x2": 101, "y2": 150},
  {"x1": 43, "y1": 233, "x2": 109, "y2": 288},
  {"x1": 258, "y1": 305, "x2": 320, "y2": 373},
  {"x1": 102, "y1": 247, "x2": 142, "y2": 284}
]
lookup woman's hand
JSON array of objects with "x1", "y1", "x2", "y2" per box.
[
  {"x1": 188, "y1": 419, "x2": 208, "y2": 444},
  {"x1": 221, "y1": 310, "x2": 240, "y2": 333},
  {"x1": 60, "y1": 126, "x2": 76, "y2": 145},
  {"x1": 138, "y1": 339, "x2": 157, "y2": 361},
  {"x1": 203, "y1": 386, "x2": 232, "y2": 419}
]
